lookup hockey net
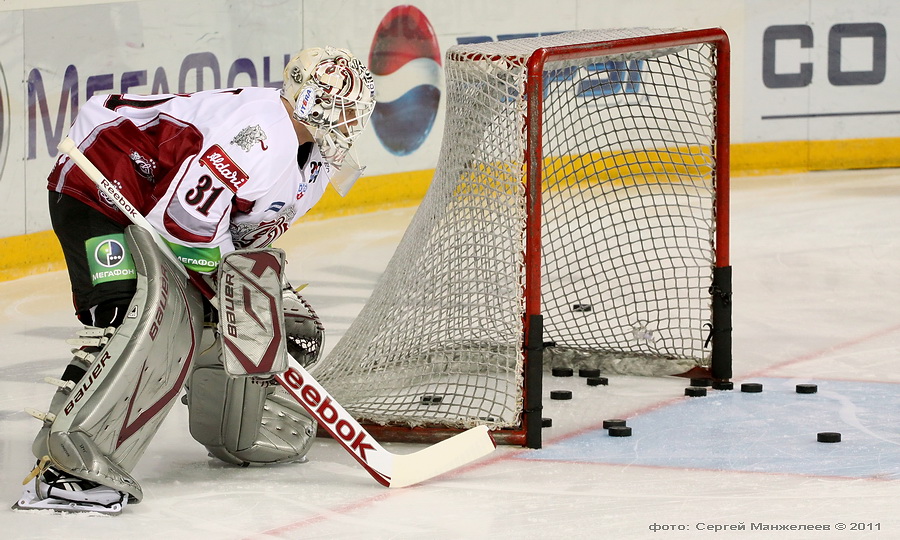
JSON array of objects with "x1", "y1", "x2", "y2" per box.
[{"x1": 312, "y1": 28, "x2": 731, "y2": 447}]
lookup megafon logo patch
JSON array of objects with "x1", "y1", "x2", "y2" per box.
[
  {"x1": 199, "y1": 144, "x2": 249, "y2": 192},
  {"x1": 86, "y1": 234, "x2": 136, "y2": 285},
  {"x1": 368, "y1": 5, "x2": 442, "y2": 156},
  {"x1": 0, "y1": 62, "x2": 10, "y2": 182},
  {"x1": 95, "y1": 238, "x2": 126, "y2": 267}
]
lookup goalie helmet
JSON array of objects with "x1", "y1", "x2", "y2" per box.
[{"x1": 282, "y1": 47, "x2": 376, "y2": 195}]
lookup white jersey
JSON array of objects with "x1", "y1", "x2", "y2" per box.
[{"x1": 49, "y1": 87, "x2": 332, "y2": 273}]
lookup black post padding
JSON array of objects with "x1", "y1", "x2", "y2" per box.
[
  {"x1": 524, "y1": 314, "x2": 543, "y2": 449},
  {"x1": 710, "y1": 265, "x2": 733, "y2": 380}
]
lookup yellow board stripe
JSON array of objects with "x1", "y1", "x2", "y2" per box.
[
  {"x1": 543, "y1": 145, "x2": 713, "y2": 187},
  {"x1": 731, "y1": 137, "x2": 900, "y2": 175},
  {"x1": 0, "y1": 230, "x2": 68, "y2": 282},
  {"x1": 2, "y1": 138, "x2": 899, "y2": 282},
  {"x1": 304, "y1": 169, "x2": 433, "y2": 218}
]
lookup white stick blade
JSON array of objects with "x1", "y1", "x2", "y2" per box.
[{"x1": 387, "y1": 425, "x2": 496, "y2": 488}]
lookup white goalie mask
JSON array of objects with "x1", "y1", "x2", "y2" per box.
[{"x1": 282, "y1": 47, "x2": 376, "y2": 196}]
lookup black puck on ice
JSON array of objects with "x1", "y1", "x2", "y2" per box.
[
  {"x1": 542, "y1": 417, "x2": 553, "y2": 428},
  {"x1": 685, "y1": 386, "x2": 707, "y2": 397},
  {"x1": 796, "y1": 384, "x2": 818, "y2": 394},
  {"x1": 608, "y1": 426, "x2": 632, "y2": 437},
  {"x1": 817, "y1": 432, "x2": 841, "y2": 443},
  {"x1": 550, "y1": 390, "x2": 572, "y2": 400},
  {"x1": 552, "y1": 367, "x2": 574, "y2": 377},
  {"x1": 420, "y1": 394, "x2": 443, "y2": 404},
  {"x1": 603, "y1": 419, "x2": 627, "y2": 429},
  {"x1": 579, "y1": 368, "x2": 601, "y2": 378},
  {"x1": 690, "y1": 378, "x2": 713, "y2": 387},
  {"x1": 586, "y1": 377, "x2": 608, "y2": 386},
  {"x1": 741, "y1": 382, "x2": 763, "y2": 393},
  {"x1": 712, "y1": 380, "x2": 734, "y2": 391},
  {"x1": 571, "y1": 303, "x2": 593, "y2": 312}
]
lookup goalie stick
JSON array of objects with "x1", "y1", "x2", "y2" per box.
[{"x1": 56, "y1": 137, "x2": 497, "y2": 488}]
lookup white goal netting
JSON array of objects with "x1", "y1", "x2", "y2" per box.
[{"x1": 311, "y1": 28, "x2": 727, "y2": 436}]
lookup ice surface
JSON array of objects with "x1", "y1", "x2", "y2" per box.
[{"x1": 2, "y1": 170, "x2": 899, "y2": 539}]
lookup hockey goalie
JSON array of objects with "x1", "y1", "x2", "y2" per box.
[{"x1": 13, "y1": 46, "x2": 376, "y2": 514}]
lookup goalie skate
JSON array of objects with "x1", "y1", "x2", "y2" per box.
[{"x1": 12, "y1": 463, "x2": 127, "y2": 515}]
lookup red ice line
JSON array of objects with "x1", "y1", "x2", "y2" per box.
[{"x1": 741, "y1": 322, "x2": 900, "y2": 380}]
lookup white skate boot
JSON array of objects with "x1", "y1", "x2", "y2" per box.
[{"x1": 12, "y1": 458, "x2": 128, "y2": 515}]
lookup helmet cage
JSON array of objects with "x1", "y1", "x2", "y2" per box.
[{"x1": 283, "y1": 48, "x2": 376, "y2": 168}]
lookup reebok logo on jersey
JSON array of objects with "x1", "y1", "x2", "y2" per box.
[{"x1": 200, "y1": 145, "x2": 249, "y2": 193}]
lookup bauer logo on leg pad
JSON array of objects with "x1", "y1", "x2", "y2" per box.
[{"x1": 218, "y1": 249, "x2": 289, "y2": 377}]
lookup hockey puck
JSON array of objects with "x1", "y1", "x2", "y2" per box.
[
  {"x1": 796, "y1": 383, "x2": 818, "y2": 394},
  {"x1": 579, "y1": 368, "x2": 601, "y2": 378},
  {"x1": 690, "y1": 377, "x2": 713, "y2": 387},
  {"x1": 586, "y1": 377, "x2": 608, "y2": 386},
  {"x1": 608, "y1": 425, "x2": 632, "y2": 437},
  {"x1": 685, "y1": 386, "x2": 707, "y2": 397},
  {"x1": 571, "y1": 303, "x2": 593, "y2": 312},
  {"x1": 741, "y1": 382, "x2": 763, "y2": 393},
  {"x1": 712, "y1": 380, "x2": 734, "y2": 391},
  {"x1": 817, "y1": 432, "x2": 841, "y2": 443},
  {"x1": 550, "y1": 390, "x2": 572, "y2": 400},
  {"x1": 420, "y1": 394, "x2": 443, "y2": 404},
  {"x1": 551, "y1": 367, "x2": 574, "y2": 377},
  {"x1": 603, "y1": 419, "x2": 627, "y2": 429},
  {"x1": 542, "y1": 417, "x2": 553, "y2": 428}
]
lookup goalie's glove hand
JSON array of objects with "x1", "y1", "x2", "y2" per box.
[{"x1": 282, "y1": 287, "x2": 324, "y2": 368}]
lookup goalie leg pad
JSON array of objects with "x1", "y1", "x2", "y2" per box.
[
  {"x1": 187, "y1": 346, "x2": 316, "y2": 466},
  {"x1": 42, "y1": 226, "x2": 203, "y2": 502},
  {"x1": 30, "y1": 353, "x2": 96, "y2": 460}
]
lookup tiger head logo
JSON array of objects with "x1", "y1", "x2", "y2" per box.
[{"x1": 231, "y1": 124, "x2": 268, "y2": 152}]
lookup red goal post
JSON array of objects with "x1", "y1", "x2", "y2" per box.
[
  {"x1": 523, "y1": 26, "x2": 732, "y2": 373},
  {"x1": 313, "y1": 28, "x2": 732, "y2": 449}
]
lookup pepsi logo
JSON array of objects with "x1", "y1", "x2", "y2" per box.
[{"x1": 369, "y1": 5, "x2": 442, "y2": 156}]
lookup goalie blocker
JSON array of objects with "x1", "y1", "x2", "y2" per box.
[{"x1": 217, "y1": 248, "x2": 290, "y2": 378}]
